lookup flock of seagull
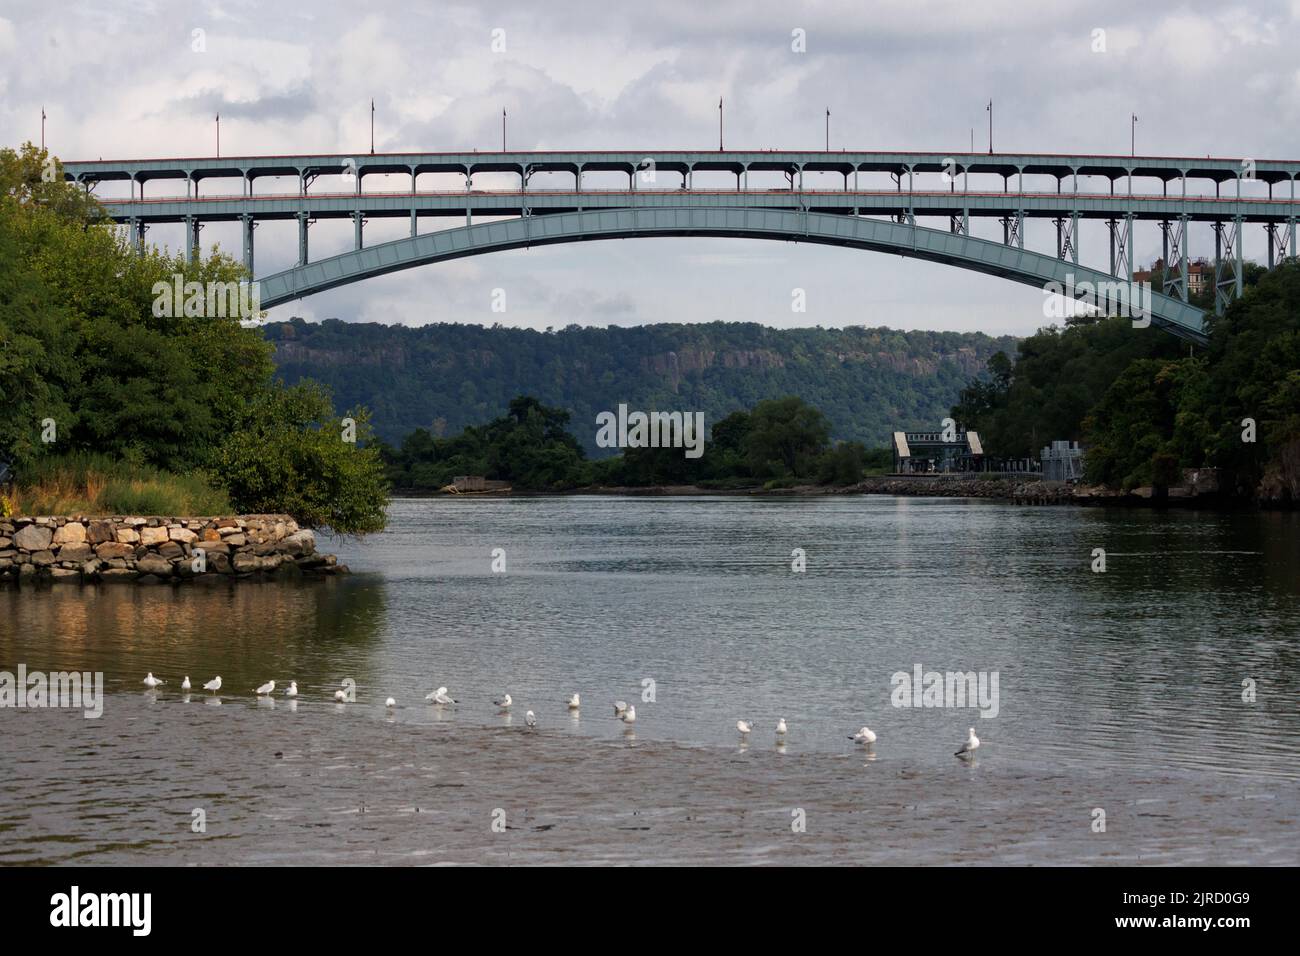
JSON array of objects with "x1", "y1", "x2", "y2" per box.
[{"x1": 140, "y1": 673, "x2": 982, "y2": 758}]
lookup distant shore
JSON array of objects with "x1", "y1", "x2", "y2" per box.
[{"x1": 392, "y1": 473, "x2": 1253, "y2": 507}]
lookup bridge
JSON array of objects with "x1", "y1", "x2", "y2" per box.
[{"x1": 61, "y1": 149, "x2": 1300, "y2": 344}]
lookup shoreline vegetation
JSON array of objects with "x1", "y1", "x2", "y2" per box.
[{"x1": 0, "y1": 144, "x2": 388, "y2": 535}]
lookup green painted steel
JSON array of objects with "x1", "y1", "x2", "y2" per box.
[{"x1": 255, "y1": 207, "x2": 1207, "y2": 342}]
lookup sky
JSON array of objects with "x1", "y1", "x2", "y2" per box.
[{"x1": 2, "y1": 0, "x2": 1299, "y2": 336}]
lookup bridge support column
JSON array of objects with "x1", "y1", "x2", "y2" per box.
[
  {"x1": 185, "y1": 215, "x2": 200, "y2": 265},
  {"x1": 1213, "y1": 217, "x2": 1243, "y2": 315},
  {"x1": 298, "y1": 212, "x2": 310, "y2": 267},
  {"x1": 354, "y1": 211, "x2": 364, "y2": 250},
  {"x1": 242, "y1": 214, "x2": 255, "y2": 274}
]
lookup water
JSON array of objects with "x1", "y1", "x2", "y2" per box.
[{"x1": 2, "y1": 496, "x2": 1298, "y2": 864}]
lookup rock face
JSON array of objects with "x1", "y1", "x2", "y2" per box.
[{"x1": 0, "y1": 515, "x2": 347, "y2": 586}]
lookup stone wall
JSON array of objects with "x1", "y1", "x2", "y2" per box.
[{"x1": 0, "y1": 515, "x2": 347, "y2": 584}]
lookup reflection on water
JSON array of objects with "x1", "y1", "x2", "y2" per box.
[{"x1": 1, "y1": 496, "x2": 1298, "y2": 864}]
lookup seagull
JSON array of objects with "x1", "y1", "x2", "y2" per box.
[
  {"x1": 285, "y1": 681, "x2": 298, "y2": 698},
  {"x1": 255, "y1": 680, "x2": 275, "y2": 696},
  {"x1": 203, "y1": 676, "x2": 222, "y2": 694},
  {"x1": 142, "y1": 673, "x2": 164, "y2": 689},
  {"x1": 494, "y1": 693, "x2": 512, "y2": 710},
  {"x1": 425, "y1": 686, "x2": 456, "y2": 705},
  {"x1": 737, "y1": 720, "x2": 752, "y2": 737},
  {"x1": 565, "y1": 693, "x2": 580, "y2": 710},
  {"x1": 525, "y1": 710, "x2": 537, "y2": 728},
  {"x1": 620, "y1": 705, "x2": 636, "y2": 724},
  {"x1": 776, "y1": 718, "x2": 788, "y2": 737},
  {"x1": 613, "y1": 700, "x2": 629, "y2": 717},
  {"x1": 181, "y1": 676, "x2": 191, "y2": 691},
  {"x1": 955, "y1": 727, "x2": 981, "y2": 758},
  {"x1": 385, "y1": 697, "x2": 396, "y2": 708},
  {"x1": 334, "y1": 688, "x2": 348, "y2": 702},
  {"x1": 849, "y1": 727, "x2": 877, "y2": 744}
]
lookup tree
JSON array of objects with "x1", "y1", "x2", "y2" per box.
[{"x1": 744, "y1": 397, "x2": 831, "y2": 478}]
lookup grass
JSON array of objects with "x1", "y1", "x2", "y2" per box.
[{"x1": 8, "y1": 452, "x2": 231, "y2": 517}]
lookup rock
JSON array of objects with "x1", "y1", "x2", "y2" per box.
[
  {"x1": 99, "y1": 568, "x2": 139, "y2": 582},
  {"x1": 13, "y1": 524, "x2": 53, "y2": 552},
  {"x1": 201, "y1": 528, "x2": 221, "y2": 542},
  {"x1": 123, "y1": 517, "x2": 148, "y2": 527},
  {"x1": 169, "y1": 527, "x2": 197, "y2": 543},
  {"x1": 283, "y1": 530, "x2": 316, "y2": 556},
  {"x1": 135, "y1": 555, "x2": 173, "y2": 577},
  {"x1": 86, "y1": 520, "x2": 116, "y2": 543},
  {"x1": 135, "y1": 574, "x2": 168, "y2": 585},
  {"x1": 0, "y1": 537, "x2": 11, "y2": 550},
  {"x1": 231, "y1": 552, "x2": 259, "y2": 573},
  {"x1": 57, "y1": 543, "x2": 92, "y2": 563},
  {"x1": 95, "y1": 542, "x2": 135, "y2": 561},
  {"x1": 52, "y1": 523, "x2": 87, "y2": 545},
  {"x1": 81, "y1": 559, "x2": 103, "y2": 577},
  {"x1": 50, "y1": 568, "x2": 81, "y2": 582},
  {"x1": 17, "y1": 563, "x2": 36, "y2": 579},
  {"x1": 31, "y1": 550, "x2": 56, "y2": 567},
  {"x1": 209, "y1": 552, "x2": 232, "y2": 574},
  {"x1": 115, "y1": 527, "x2": 140, "y2": 543},
  {"x1": 224, "y1": 533, "x2": 247, "y2": 547},
  {"x1": 138, "y1": 526, "x2": 169, "y2": 546},
  {"x1": 157, "y1": 541, "x2": 183, "y2": 559}
]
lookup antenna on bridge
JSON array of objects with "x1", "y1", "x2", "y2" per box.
[
  {"x1": 986, "y1": 100, "x2": 993, "y2": 154},
  {"x1": 719, "y1": 97, "x2": 723, "y2": 151},
  {"x1": 371, "y1": 99, "x2": 375, "y2": 155},
  {"x1": 215, "y1": 113, "x2": 220, "y2": 158},
  {"x1": 502, "y1": 108, "x2": 507, "y2": 151},
  {"x1": 41, "y1": 106, "x2": 46, "y2": 151}
]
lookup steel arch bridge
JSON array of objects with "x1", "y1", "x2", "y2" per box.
[{"x1": 61, "y1": 148, "x2": 1300, "y2": 344}]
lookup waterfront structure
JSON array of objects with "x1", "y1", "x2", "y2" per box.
[
  {"x1": 1040, "y1": 441, "x2": 1085, "y2": 482},
  {"x1": 60, "y1": 148, "x2": 1300, "y2": 343}
]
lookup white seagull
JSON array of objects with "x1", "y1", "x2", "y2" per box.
[
  {"x1": 334, "y1": 689, "x2": 348, "y2": 702},
  {"x1": 613, "y1": 700, "x2": 629, "y2": 717},
  {"x1": 955, "y1": 727, "x2": 981, "y2": 758},
  {"x1": 849, "y1": 727, "x2": 877, "y2": 744},
  {"x1": 285, "y1": 681, "x2": 298, "y2": 698},
  {"x1": 254, "y1": 680, "x2": 275, "y2": 696},
  {"x1": 494, "y1": 693, "x2": 512, "y2": 710},
  {"x1": 425, "y1": 686, "x2": 456, "y2": 705},
  {"x1": 385, "y1": 697, "x2": 396, "y2": 708},
  {"x1": 620, "y1": 705, "x2": 637, "y2": 724},
  {"x1": 181, "y1": 676, "x2": 191, "y2": 691},
  {"x1": 776, "y1": 718, "x2": 788, "y2": 737},
  {"x1": 203, "y1": 676, "x2": 222, "y2": 694},
  {"x1": 565, "y1": 693, "x2": 580, "y2": 710},
  {"x1": 737, "y1": 720, "x2": 752, "y2": 737},
  {"x1": 525, "y1": 710, "x2": 537, "y2": 728},
  {"x1": 142, "y1": 673, "x2": 164, "y2": 689}
]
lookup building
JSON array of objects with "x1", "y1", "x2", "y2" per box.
[
  {"x1": 891, "y1": 429, "x2": 984, "y2": 474},
  {"x1": 1133, "y1": 257, "x2": 1212, "y2": 296},
  {"x1": 1040, "y1": 441, "x2": 1084, "y2": 482}
]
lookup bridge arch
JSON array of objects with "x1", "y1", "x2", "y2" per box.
[{"x1": 257, "y1": 207, "x2": 1208, "y2": 342}]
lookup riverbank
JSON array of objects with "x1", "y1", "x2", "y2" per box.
[
  {"x1": 0, "y1": 515, "x2": 347, "y2": 585},
  {"x1": 393, "y1": 470, "x2": 1258, "y2": 507}
]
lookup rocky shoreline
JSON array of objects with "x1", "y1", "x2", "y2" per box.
[{"x1": 0, "y1": 515, "x2": 347, "y2": 585}]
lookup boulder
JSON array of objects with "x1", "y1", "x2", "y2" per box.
[
  {"x1": 157, "y1": 541, "x2": 184, "y2": 559},
  {"x1": 31, "y1": 550, "x2": 56, "y2": 567},
  {"x1": 57, "y1": 543, "x2": 92, "y2": 563},
  {"x1": 232, "y1": 552, "x2": 259, "y2": 573},
  {"x1": 224, "y1": 533, "x2": 247, "y2": 547},
  {"x1": 99, "y1": 568, "x2": 139, "y2": 582},
  {"x1": 13, "y1": 524, "x2": 53, "y2": 552},
  {"x1": 50, "y1": 568, "x2": 81, "y2": 582},
  {"x1": 115, "y1": 528, "x2": 140, "y2": 544},
  {"x1": 169, "y1": 527, "x2": 197, "y2": 543},
  {"x1": 138, "y1": 526, "x2": 169, "y2": 547},
  {"x1": 283, "y1": 530, "x2": 316, "y2": 556},
  {"x1": 95, "y1": 542, "x2": 135, "y2": 561},
  {"x1": 86, "y1": 521, "x2": 116, "y2": 543},
  {"x1": 135, "y1": 555, "x2": 173, "y2": 577},
  {"x1": 52, "y1": 523, "x2": 87, "y2": 545}
]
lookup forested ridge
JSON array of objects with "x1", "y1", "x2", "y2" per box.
[{"x1": 265, "y1": 319, "x2": 1019, "y2": 453}]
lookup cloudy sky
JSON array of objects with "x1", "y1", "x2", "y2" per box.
[{"x1": 2, "y1": 0, "x2": 1298, "y2": 336}]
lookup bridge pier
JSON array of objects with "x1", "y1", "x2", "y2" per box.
[
  {"x1": 185, "y1": 215, "x2": 201, "y2": 265},
  {"x1": 242, "y1": 214, "x2": 255, "y2": 274},
  {"x1": 354, "y1": 211, "x2": 364, "y2": 250},
  {"x1": 298, "y1": 212, "x2": 310, "y2": 267}
]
